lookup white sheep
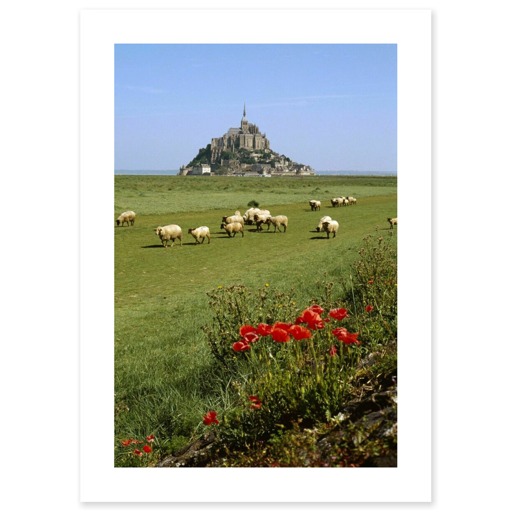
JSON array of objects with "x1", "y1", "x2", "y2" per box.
[
  {"x1": 331, "y1": 197, "x2": 345, "y2": 208},
  {"x1": 254, "y1": 212, "x2": 272, "y2": 232},
  {"x1": 188, "y1": 226, "x2": 211, "y2": 244},
  {"x1": 388, "y1": 217, "x2": 397, "y2": 229},
  {"x1": 316, "y1": 215, "x2": 332, "y2": 232},
  {"x1": 116, "y1": 210, "x2": 136, "y2": 227},
  {"x1": 221, "y1": 214, "x2": 244, "y2": 228},
  {"x1": 309, "y1": 199, "x2": 321, "y2": 211},
  {"x1": 266, "y1": 215, "x2": 288, "y2": 233},
  {"x1": 347, "y1": 196, "x2": 357, "y2": 205},
  {"x1": 243, "y1": 208, "x2": 270, "y2": 225},
  {"x1": 322, "y1": 219, "x2": 339, "y2": 239},
  {"x1": 155, "y1": 224, "x2": 183, "y2": 248},
  {"x1": 223, "y1": 221, "x2": 244, "y2": 238}
]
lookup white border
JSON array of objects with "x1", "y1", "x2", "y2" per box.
[{"x1": 80, "y1": 9, "x2": 430, "y2": 502}]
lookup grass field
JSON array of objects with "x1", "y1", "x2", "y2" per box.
[{"x1": 114, "y1": 175, "x2": 397, "y2": 465}]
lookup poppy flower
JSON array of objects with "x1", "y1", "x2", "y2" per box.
[
  {"x1": 233, "y1": 340, "x2": 251, "y2": 352},
  {"x1": 288, "y1": 324, "x2": 312, "y2": 340},
  {"x1": 143, "y1": 444, "x2": 152, "y2": 453},
  {"x1": 256, "y1": 323, "x2": 273, "y2": 336},
  {"x1": 146, "y1": 434, "x2": 155, "y2": 443},
  {"x1": 271, "y1": 327, "x2": 290, "y2": 342},
  {"x1": 133, "y1": 449, "x2": 143, "y2": 456},
  {"x1": 272, "y1": 321, "x2": 292, "y2": 331},
  {"x1": 309, "y1": 304, "x2": 324, "y2": 315},
  {"x1": 295, "y1": 308, "x2": 324, "y2": 330},
  {"x1": 243, "y1": 332, "x2": 259, "y2": 343},
  {"x1": 240, "y1": 325, "x2": 257, "y2": 337},
  {"x1": 365, "y1": 305, "x2": 374, "y2": 313},
  {"x1": 332, "y1": 327, "x2": 360, "y2": 345},
  {"x1": 203, "y1": 410, "x2": 219, "y2": 426},
  {"x1": 328, "y1": 308, "x2": 349, "y2": 321},
  {"x1": 249, "y1": 395, "x2": 262, "y2": 409},
  {"x1": 329, "y1": 345, "x2": 338, "y2": 356}
]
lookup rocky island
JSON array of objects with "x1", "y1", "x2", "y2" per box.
[{"x1": 178, "y1": 105, "x2": 315, "y2": 177}]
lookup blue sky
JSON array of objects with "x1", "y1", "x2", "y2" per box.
[{"x1": 115, "y1": 44, "x2": 396, "y2": 173}]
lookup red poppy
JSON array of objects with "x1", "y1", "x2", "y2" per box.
[
  {"x1": 121, "y1": 438, "x2": 140, "y2": 446},
  {"x1": 243, "y1": 332, "x2": 259, "y2": 343},
  {"x1": 295, "y1": 308, "x2": 324, "y2": 330},
  {"x1": 288, "y1": 324, "x2": 312, "y2": 340},
  {"x1": 332, "y1": 327, "x2": 360, "y2": 345},
  {"x1": 249, "y1": 395, "x2": 262, "y2": 409},
  {"x1": 133, "y1": 449, "x2": 143, "y2": 456},
  {"x1": 146, "y1": 434, "x2": 155, "y2": 443},
  {"x1": 365, "y1": 305, "x2": 374, "y2": 313},
  {"x1": 203, "y1": 410, "x2": 219, "y2": 426},
  {"x1": 256, "y1": 323, "x2": 273, "y2": 336},
  {"x1": 240, "y1": 325, "x2": 257, "y2": 337},
  {"x1": 233, "y1": 340, "x2": 251, "y2": 352},
  {"x1": 368, "y1": 279, "x2": 374, "y2": 285},
  {"x1": 329, "y1": 345, "x2": 338, "y2": 356},
  {"x1": 273, "y1": 321, "x2": 293, "y2": 331},
  {"x1": 271, "y1": 327, "x2": 290, "y2": 342},
  {"x1": 143, "y1": 444, "x2": 152, "y2": 453},
  {"x1": 309, "y1": 304, "x2": 324, "y2": 315},
  {"x1": 328, "y1": 308, "x2": 349, "y2": 321}
]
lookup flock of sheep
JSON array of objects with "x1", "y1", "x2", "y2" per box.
[{"x1": 116, "y1": 196, "x2": 396, "y2": 249}]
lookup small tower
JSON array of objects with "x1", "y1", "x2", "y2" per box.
[{"x1": 241, "y1": 102, "x2": 249, "y2": 133}]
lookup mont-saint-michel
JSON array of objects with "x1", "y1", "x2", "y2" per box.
[{"x1": 178, "y1": 105, "x2": 315, "y2": 177}]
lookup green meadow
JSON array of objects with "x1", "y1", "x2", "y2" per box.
[{"x1": 114, "y1": 175, "x2": 397, "y2": 465}]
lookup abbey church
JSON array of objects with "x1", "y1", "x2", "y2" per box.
[
  {"x1": 180, "y1": 105, "x2": 314, "y2": 176},
  {"x1": 210, "y1": 104, "x2": 270, "y2": 161}
]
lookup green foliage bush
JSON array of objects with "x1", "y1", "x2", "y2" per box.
[{"x1": 200, "y1": 233, "x2": 398, "y2": 458}]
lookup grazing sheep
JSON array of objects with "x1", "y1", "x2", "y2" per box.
[
  {"x1": 221, "y1": 214, "x2": 244, "y2": 229},
  {"x1": 339, "y1": 197, "x2": 349, "y2": 206},
  {"x1": 243, "y1": 208, "x2": 270, "y2": 225},
  {"x1": 188, "y1": 226, "x2": 211, "y2": 244},
  {"x1": 321, "y1": 220, "x2": 339, "y2": 239},
  {"x1": 254, "y1": 213, "x2": 272, "y2": 232},
  {"x1": 116, "y1": 210, "x2": 136, "y2": 227},
  {"x1": 316, "y1": 215, "x2": 332, "y2": 232},
  {"x1": 266, "y1": 215, "x2": 288, "y2": 233},
  {"x1": 155, "y1": 224, "x2": 183, "y2": 248},
  {"x1": 309, "y1": 199, "x2": 321, "y2": 211},
  {"x1": 331, "y1": 197, "x2": 345, "y2": 208},
  {"x1": 223, "y1": 221, "x2": 244, "y2": 238},
  {"x1": 388, "y1": 217, "x2": 397, "y2": 229},
  {"x1": 347, "y1": 196, "x2": 357, "y2": 205}
]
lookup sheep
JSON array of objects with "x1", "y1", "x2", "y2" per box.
[
  {"x1": 221, "y1": 214, "x2": 244, "y2": 229},
  {"x1": 116, "y1": 210, "x2": 136, "y2": 227},
  {"x1": 309, "y1": 199, "x2": 321, "y2": 211},
  {"x1": 266, "y1": 215, "x2": 288, "y2": 233},
  {"x1": 188, "y1": 226, "x2": 211, "y2": 244},
  {"x1": 243, "y1": 208, "x2": 270, "y2": 225},
  {"x1": 321, "y1": 219, "x2": 339, "y2": 239},
  {"x1": 331, "y1": 197, "x2": 345, "y2": 208},
  {"x1": 316, "y1": 215, "x2": 332, "y2": 232},
  {"x1": 347, "y1": 196, "x2": 357, "y2": 205},
  {"x1": 223, "y1": 221, "x2": 244, "y2": 238},
  {"x1": 253, "y1": 212, "x2": 272, "y2": 232},
  {"x1": 155, "y1": 224, "x2": 183, "y2": 248},
  {"x1": 388, "y1": 217, "x2": 397, "y2": 229}
]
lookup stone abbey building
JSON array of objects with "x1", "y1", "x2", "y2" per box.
[
  {"x1": 210, "y1": 104, "x2": 270, "y2": 161},
  {"x1": 180, "y1": 105, "x2": 314, "y2": 176}
]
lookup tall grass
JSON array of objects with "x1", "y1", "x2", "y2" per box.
[{"x1": 115, "y1": 175, "x2": 397, "y2": 466}]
